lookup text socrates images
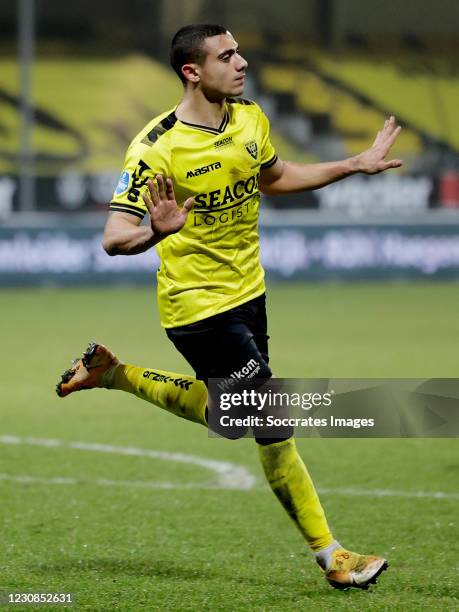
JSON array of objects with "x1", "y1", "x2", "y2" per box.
[{"x1": 207, "y1": 378, "x2": 459, "y2": 439}]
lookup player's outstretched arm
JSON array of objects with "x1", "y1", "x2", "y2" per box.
[
  {"x1": 102, "y1": 175, "x2": 194, "y2": 256},
  {"x1": 102, "y1": 212, "x2": 158, "y2": 256},
  {"x1": 259, "y1": 116, "x2": 403, "y2": 195}
]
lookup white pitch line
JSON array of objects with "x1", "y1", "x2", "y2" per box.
[
  {"x1": 0, "y1": 435, "x2": 256, "y2": 491},
  {"x1": 317, "y1": 487, "x2": 459, "y2": 501},
  {"x1": 0, "y1": 473, "x2": 457, "y2": 500},
  {"x1": 1, "y1": 435, "x2": 457, "y2": 501},
  {"x1": 0, "y1": 473, "x2": 224, "y2": 490}
]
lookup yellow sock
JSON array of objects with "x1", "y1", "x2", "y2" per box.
[
  {"x1": 106, "y1": 364, "x2": 208, "y2": 426},
  {"x1": 258, "y1": 438, "x2": 334, "y2": 551}
]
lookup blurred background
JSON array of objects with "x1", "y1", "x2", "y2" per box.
[{"x1": 1, "y1": 0, "x2": 459, "y2": 282}]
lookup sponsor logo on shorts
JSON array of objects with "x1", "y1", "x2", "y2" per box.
[
  {"x1": 231, "y1": 358, "x2": 261, "y2": 379},
  {"x1": 217, "y1": 359, "x2": 261, "y2": 391}
]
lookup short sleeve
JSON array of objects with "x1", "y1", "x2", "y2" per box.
[
  {"x1": 110, "y1": 143, "x2": 168, "y2": 219},
  {"x1": 259, "y1": 108, "x2": 278, "y2": 169}
]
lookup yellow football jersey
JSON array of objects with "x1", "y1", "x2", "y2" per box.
[{"x1": 110, "y1": 98, "x2": 277, "y2": 328}]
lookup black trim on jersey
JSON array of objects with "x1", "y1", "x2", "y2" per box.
[
  {"x1": 142, "y1": 112, "x2": 178, "y2": 146},
  {"x1": 260, "y1": 153, "x2": 278, "y2": 169},
  {"x1": 176, "y1": 110, "x2": 229, "y2": 135},
  {"x1": 109, "y1": 203, "x2": 145, "y2": 219},
  {"x1": 226, "y1": 97, "x2": 255, "y2": 105}
]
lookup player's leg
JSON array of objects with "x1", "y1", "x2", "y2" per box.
[
  {"x1": 257, "y1": 437, "x2": 387, "y2": 588},
  {"x1": 236, "y1": 300, "x2": 334, "y2": 556},
  {"x1": 56, "y1": 298, "x2": 272, "y2": 426},
  {"x1": 56, "y1": 342, "x2": 208, "y2": 426},
  {"x1": 168, "y1": 301, "x2": 342, "y2": 577},
  {"x1": 238, "y1": 296, "x2": 388, "y2": 590},
  {"x1": 55, "y1": 300, "x2": 273, "y2": 425},
  {"x1": 56, "y1": 297, "x2": 387, "y2": 589},
  {"x1": 56, "y1": 298, "x2": 270, "y2": 426}
]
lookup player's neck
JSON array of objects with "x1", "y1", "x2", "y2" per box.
[{"x1": 175, "y1": 91, "x2": 226, "y2": 131}]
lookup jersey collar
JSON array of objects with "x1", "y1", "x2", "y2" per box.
[{"x1": 174, "y1": 107, "x2": 229, "y2": 135}]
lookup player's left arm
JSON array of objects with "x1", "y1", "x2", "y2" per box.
[{"x1": 259, "y1": 116, "x2": 402, "y2": 195}]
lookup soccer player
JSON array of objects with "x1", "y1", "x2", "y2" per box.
[{"x1": 57, "y1": 24, "x2": 402, "y2": 590}]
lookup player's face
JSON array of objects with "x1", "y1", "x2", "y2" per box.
[{"x1": 197, "y1": 32, "x2": 248, "y2": 100}]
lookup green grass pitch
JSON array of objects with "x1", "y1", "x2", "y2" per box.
[{"x1": 1, "y1": 282, "x2": 458, "y2": 611}]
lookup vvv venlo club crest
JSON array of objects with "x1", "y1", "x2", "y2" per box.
[{"x1": 245, "y1": 140, "x2": 258, "y2": 160}]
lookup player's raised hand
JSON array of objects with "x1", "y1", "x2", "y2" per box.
[
  {"x1": 354, "y1": 116, "x2": 403, "y2": 175},
  {"x1": 143, "y1": 175, "x2": 194, "y2": 237}
]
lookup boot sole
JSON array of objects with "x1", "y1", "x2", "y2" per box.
[
  {"x1": 56, "y1": 341, "x2": 100, "y2": 397},
  {"x1": 327, "y1": 560, "x2": 388, "y2": 590}
]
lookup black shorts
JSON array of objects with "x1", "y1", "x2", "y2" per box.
[
  {"x1": 166, "y1": 293, "x2": 271, "y2": 385},
  {"x1": 167, "y1": 294, "x2": 292, "y2": 442}
]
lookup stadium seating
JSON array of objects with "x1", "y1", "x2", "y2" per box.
[
  {"x1": 1, "y1": 43, "x2": 457, "y2": 176},
  {"x1": 250, "y1": 35, "x2": 459, "y2": 168},
  {"x1": 0, "y1": 54, "x2": 314, "y2": 174},
  {"x1": 313, "y1": 51, "x2": 459, "y2": 152},
  {"x1": 0, "y1": 55, "x2": 183, "y2": 174},
  {"x1": 259, "y1": 60, "x2": 422, "y2": 161}
]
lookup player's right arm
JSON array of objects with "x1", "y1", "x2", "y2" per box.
[
  {"x1": 102, "y1": 211, "x2": 156, "y2": 256},
  {"x1": 103, "y1": 175, "x2": 194, "y2": 256}
]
